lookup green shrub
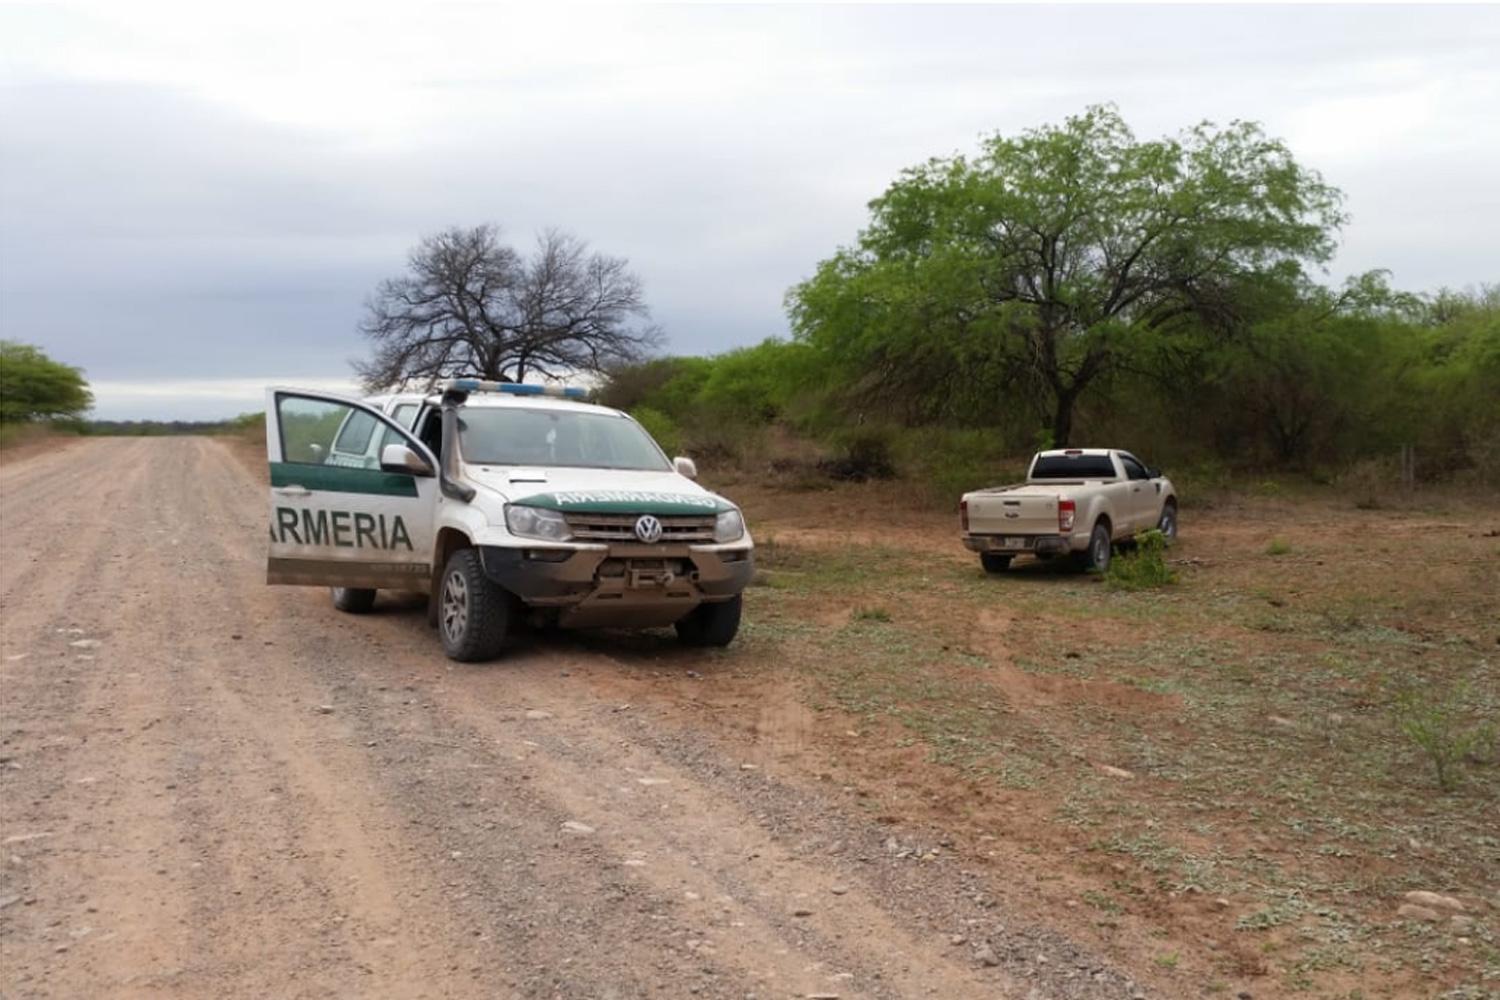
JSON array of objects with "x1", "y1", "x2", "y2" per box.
[
  {"x1": 1265, "y1": 538, "x2": 1293, "y2": 556},
  {"x1": 853, "y1": 606, "x2": 892, "y2": 622},
  {"x1": 1391, "y1": 680, "x2": 1494, "y2": 793},
  {"x1": 630, "y1": 406, "x2": 681, "y2": 456},
  {"x1": 1105, "y1": 529, "x2": 1177, "y2": 590},
  {"x1": 817, "y1": 427, "x2": 897, "y2": 481}
]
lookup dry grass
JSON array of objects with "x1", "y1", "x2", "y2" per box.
[{"x1": 709, "y1": 480, "x2": 1500, "y2": 998}]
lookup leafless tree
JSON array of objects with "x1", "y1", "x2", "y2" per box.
[{"x1": 355, "y1": 225, "x2": 661, "y2": 391}]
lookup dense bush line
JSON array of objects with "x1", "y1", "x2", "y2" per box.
[{"x1": 601, "y1": 283, "x2": 1499, "y2": 490}]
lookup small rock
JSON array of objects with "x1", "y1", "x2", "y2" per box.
[
  {"x1": 68, "y1": 639, "x2": 100, "y2": 649},
  {"x1": 1451, "y1": 915, "x2": 1475, "y2": 931},
  {"x1": 315, "y1": 705, "x2": 334, "y2": 715},
  {"x1": 1267, "y1": 716, "x2": 1294, "y2": 727},
  {"x1": 739, "y1": 763, "x2": 758, "y2": 770},
  {"x1": 974, "y1": 943, "x2": 1001, "y2": 967},
  {"x1": 1213, "y1": 897, "x2": 1231, "y2": 910},
  {"x1": 1097, "y1": 765, "x2": 1134, "y2": 779},
  {"x1": 636, "y1": 778, "x2": 670, "y2": 786},
  {"x1": 792, "y1": 907, "x2": 814, "y2": 917},
  {"x1": 830, "y1": 884, "x2": 848, "y2": 895},
  {"x1": 1396, "y1": 904, "x2": 1441, "y2": 922},
  {"x1": 524, "y1": 709, "x2": 553, "y2": 720},
  {"x1": 561, "y1": 821, "x2": 595, "y2": 835},
  {"x1": 1403, "y1": 890, "x2": 1464, "y2": 913},
  {"x1": 949, "y1": 934, "x2": 967, "y2": 946}
]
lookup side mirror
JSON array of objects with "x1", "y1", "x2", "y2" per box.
[
  {"x1": 381, "y1": 443, "x2": 434, "y2": 477},
  {"x1": 673, "y1": 456, "x2": 698, "y2": 480},
  {"x1": 1147, "y1": 467, "x2": 1162, "y2": 479}
]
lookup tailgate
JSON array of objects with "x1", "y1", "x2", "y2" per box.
[{"x1": 967, "y1": 493, "x2": 1059, "y2": 535}]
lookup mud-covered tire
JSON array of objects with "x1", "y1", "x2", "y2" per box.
[
  {"x1": 980, "y1": 552, "x2": 1012, "y2": 574},
  {"x1": 438, "y1": 549, "x2": 512, "y2": 662},
  {"x1": 331, "y1": 587, "x2": 376, "y2": 614},
  {"x1": 675, "y1": 595, "x2": 742, "y2": 647},
  {"x1": 1157, "y1": 500, "x2": 1179, "y2": 541},
  {"x1": 1074, "y1": 522, "x2": 1113, "y2": 573}
]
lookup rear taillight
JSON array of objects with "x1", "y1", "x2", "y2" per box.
[
  {"x1": 1058, "y1": 499, "x2": 1076, "y2": 533},
  {"x1": 960, "y1": 498, "x2": 969, "y2": 533}
]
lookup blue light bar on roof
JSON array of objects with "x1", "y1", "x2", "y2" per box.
[{"x1": 445, "y1": 379, "x2": 589, "y2": 400}]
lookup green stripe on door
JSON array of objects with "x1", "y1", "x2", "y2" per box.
[{"x1": 270, "y1": 462, "x2": 419, "y2": 497}]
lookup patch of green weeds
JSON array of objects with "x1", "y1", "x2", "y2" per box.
[
  {"x1": 852, "y1": 606, "x2": 892, "y2": 623},
  {"x1": 1390, "y1": 677, "x2": 1497, "y2": 792},
  {"x1": 1105, "y1": 529, "x2": 1178, "y2": 589},
  {"x1": 1266, "y1": 538, "x2": 1293, "y2": 556},
  {"x1": 1237, "y1": 891, "x2": 1311, "y2": 931}
]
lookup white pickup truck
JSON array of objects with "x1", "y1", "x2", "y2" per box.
[
  {"x1": 263, "y1": 380, "x2": 754, "y2": 661},
  {"x1": 960, "y1": 449, "x2": 1177, "y2": 573}
]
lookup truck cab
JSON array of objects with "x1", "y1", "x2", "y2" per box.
[
  {"x1": 960, "y1": 448, "x2": 1177, "y2": 574},
  {"x1": 264, "y1": 381, "x2": 754, "y2": 661}
]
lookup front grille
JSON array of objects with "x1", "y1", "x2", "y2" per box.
[{"x1": 563, "y1": 513, "x2": 716, "y2": 543}]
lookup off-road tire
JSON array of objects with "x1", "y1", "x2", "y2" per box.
[
  {"x1": 1157, "y1": 500, "x2": 1179, "y2": 541},
  {"x1": 331, "y1": 587, "x2": 376, "y2": 614},
  {"x1": 675, "y1": 595, "x2": 742, "y2": 647},
  {"x1": 438, "y1": 548, "x2": 512, "y2": 662},
  {"x1": 980, "y1": 552, "x2": 1012, "y2": 574},
  {"x1": 1074, "y1": 522, "x2": 1113, "y2": 574}
]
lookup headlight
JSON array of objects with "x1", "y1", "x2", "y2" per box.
[
  {"x1": 504, "y1": 505, "x2": 572, "y2": 542},
  {"x1": 713, "y1": 508, "x2": 745, "y2": 544}
]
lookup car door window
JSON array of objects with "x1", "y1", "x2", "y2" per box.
[
  {"x1": 1120, "y1": 455, "x2": 1149, "y2": 481},
  {"x1": 280, "y1": 397, "x2": 361, "y2": 465}
]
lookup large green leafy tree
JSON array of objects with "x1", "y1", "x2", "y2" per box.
[
  {"x1": 789, "y1": 105, "x2": 1347, "y2": 445},
  {"x1": 0, "y1": 341, "x2": 93, "y2": 423}
]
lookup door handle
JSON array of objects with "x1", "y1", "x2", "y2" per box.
[{"x1": 273, "y1": 485, "x2": 311, "y2": 498}]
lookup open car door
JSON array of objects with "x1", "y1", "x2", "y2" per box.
[{"x1": 264, "y1": 387, "x2": 437, "y2": 591}]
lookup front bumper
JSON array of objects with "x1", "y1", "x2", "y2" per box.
[
  {"x1": 480, "y1": 543, "x2": 754, "y2": 627},
  {"x1": 962, "y1": 533, "x2": 1077, "y2": 557}
]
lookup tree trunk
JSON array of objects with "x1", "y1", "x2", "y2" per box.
[{"x1": 1051, "y1": 391, "x2": 1076, "y2": 448}]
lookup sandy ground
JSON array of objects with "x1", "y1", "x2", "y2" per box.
[{"x1": 0, "y1": 437, "x2": 1147, "y2": 999}]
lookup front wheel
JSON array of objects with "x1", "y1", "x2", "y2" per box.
[
  {"x1": 675, "y1": 595, "x2": 742, "y2": 647},
  {"x1": 331, "y1": 587, "x2": 376, "y2": 614},
  {"x1": 1156, "y1": 500, "x2": 1178, "y2": 541},
  {"x1": 1074, "y1": 522, "x2": 1113, "y2": 574},
  {"x1": 438, "y1": 549, "x2": 513, "y2": 662},
  {"x1": 980, "y1": 552, "x2": 1012, "y2": 574}
]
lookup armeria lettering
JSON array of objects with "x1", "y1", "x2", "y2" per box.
[
  {"x1": 331, "y1": 510, "x2": 353, "y2": 547},
  {"x1": 302, "y1": 508, "x2": 329, "y2": 546},
  {"x1": 272, "y1": 507, "x2": 415, "y2": 552}
]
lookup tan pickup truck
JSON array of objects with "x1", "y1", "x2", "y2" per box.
[{"x1": 960, "y1": 449, "x2": 1178, "y2": 573}]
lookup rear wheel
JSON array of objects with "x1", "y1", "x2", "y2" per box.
[
  {"x1": 331, "y1": 587, "x2": 376, "y2": 614},
  {"x1": 438, "y1": 549, "x2": 513, "y2": 662},
  {"x1": 675, "y1": 595, "x2": 742, "y2": 647},
  {"x1": 980, "y1": 552, "x2": 1012, "y2": 574},
  {"x1": 1074, "y1": 522, "x2": 1113, "y2": 573}
]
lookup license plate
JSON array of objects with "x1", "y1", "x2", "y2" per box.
[{"x1": 1001, "y1": 536, "x2": 1027, "y2": 550}]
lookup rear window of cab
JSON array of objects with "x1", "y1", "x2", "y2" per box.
[{"x1": 1031, "y1": 454, "x2": 1116, "y2": 478}]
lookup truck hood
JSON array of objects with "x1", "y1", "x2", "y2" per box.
[{"x1": 463, "y1": 465, "x2": 736, "y2": 514}]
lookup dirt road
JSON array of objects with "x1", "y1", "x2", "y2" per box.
[{"x1": 0, "y1": 438, "x2": 1141, "y2": 999}]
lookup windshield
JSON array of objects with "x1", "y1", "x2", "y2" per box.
[
  {"x1": 1030, "y1": 454, "x2": 1117, "y2": 479},
  {"x1": 457, "y1": 407, "x2": 671, "y2": 471}
]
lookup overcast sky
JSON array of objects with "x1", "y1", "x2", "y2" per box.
[{"x1": 2, "y1": 3, "x2": 1497, "y2": 419}]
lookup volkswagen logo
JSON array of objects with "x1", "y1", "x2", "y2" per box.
[{"x1": 633, "y1": 514, "x2": 663, "y2": 544}]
